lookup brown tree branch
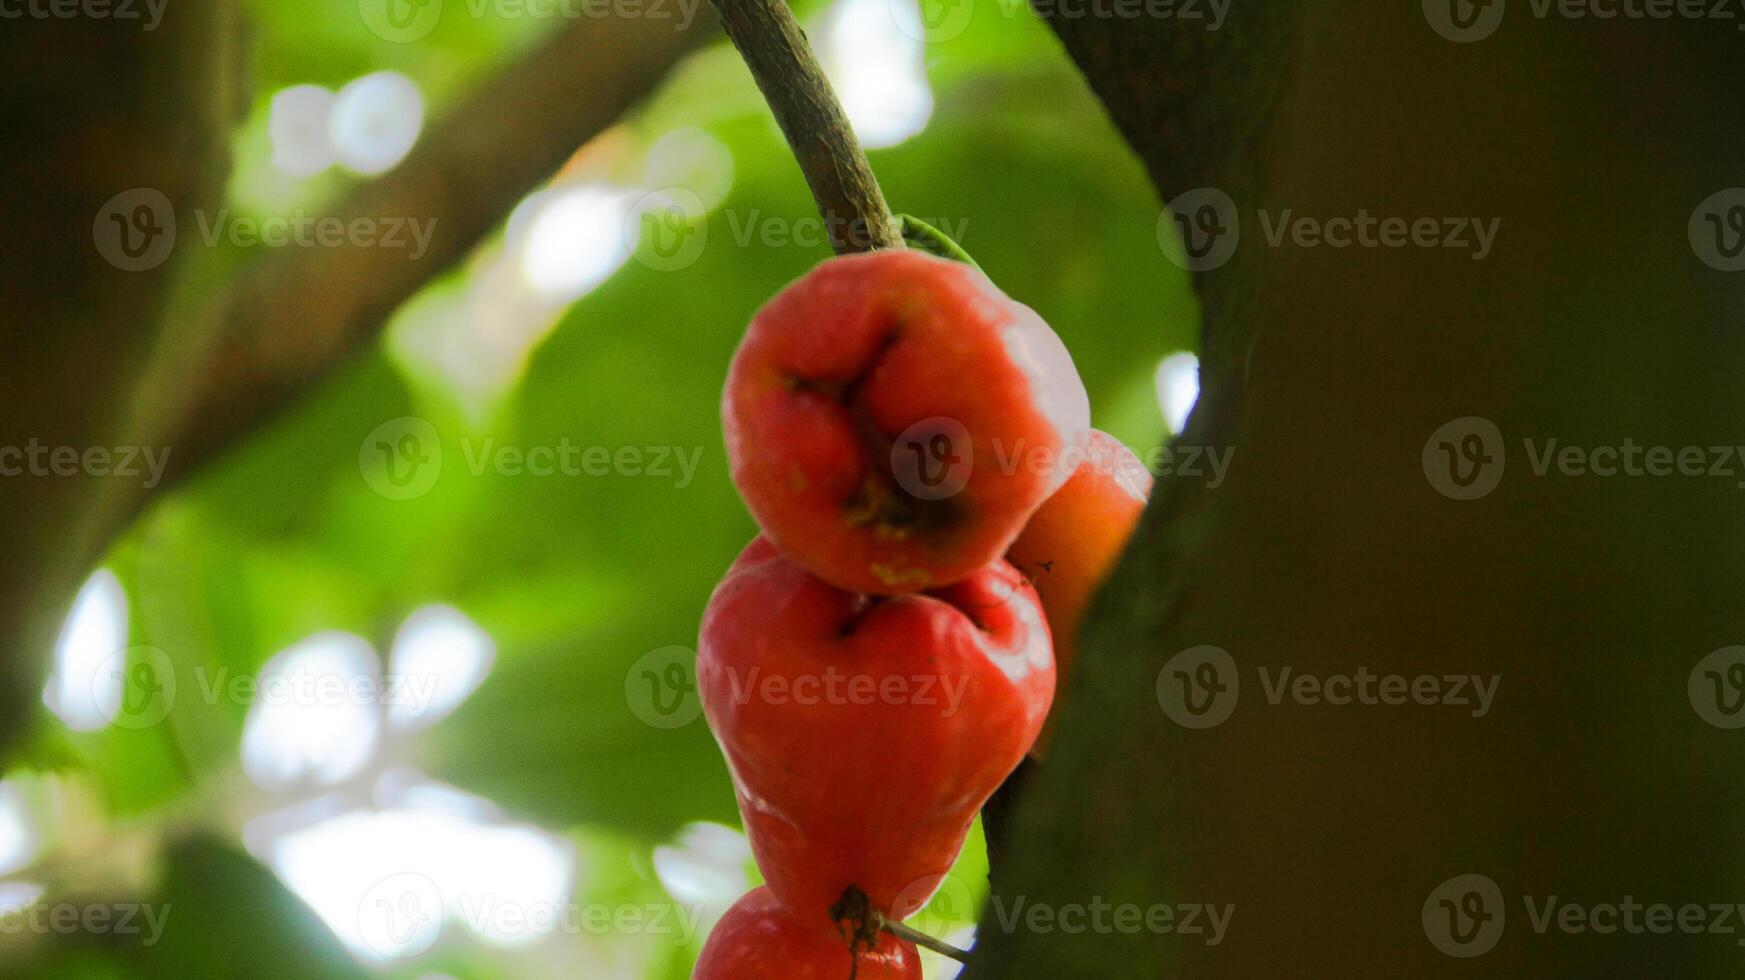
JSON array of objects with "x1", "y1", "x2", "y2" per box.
[
  {"x1": 0, "y1": 15, "x2": 712, "y2": 765},
  {"x1": 967, "y1": 3, "x2": 1296, "y2": 976},
  {"x1": 149, "y1": 15, "x2": 715, "y2": 497},
  {"x1": 707, "y1": 0, "x2": 900, "y2": 253},
  {"x1": 973, "y1": 6, "x2": 1745, "y2": 979},
  {"x1": 975, "y1": 0, "x2": 1299, "y2": 912},
  {"x1": 0, "y1": 0, "x2": 242, "y2": 761},
  {"x1": 1036, "y1": 3, "x2": 1294, "y2": 363}
]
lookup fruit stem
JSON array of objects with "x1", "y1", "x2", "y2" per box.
[
  {"x1": 832, "y1": 885, "x2": 973, "y2": 965},
  {"x1": 871, "y1": 908, "x2": 973, "y2": 964},
  {"x1": 707, "y1": 0, "x2": 903, "y2": 254}
]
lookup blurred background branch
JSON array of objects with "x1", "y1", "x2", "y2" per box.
[
  {"x1": 0, "y1": 11, "x2": 714, "y2": 766},
  {"x1": 149, "y1": 14, "x2": 717, "y2": 498}
]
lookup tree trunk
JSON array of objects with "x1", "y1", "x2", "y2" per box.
[
  {"x1": 973, "y1": 6, "x2": 1745, "y2": 976},
  {"x1": 0, "y1": 0, "x2": 238, "y2": 753}
]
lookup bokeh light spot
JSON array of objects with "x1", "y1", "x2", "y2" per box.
[
  {"x1": 1155, "y1": 351, "x2": 1201, "y2": 436},
  {"x1": 43, "y1": 569, "x2": 128, "y2": 733}
]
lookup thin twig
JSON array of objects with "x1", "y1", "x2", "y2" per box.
[
  {"x1": 708, "y1": 0, "x2": 901, "y2": 254},
  {"x1": 873, "y1": 909, "x2": 973, "y2": 964},
  {"x1": 832, "y1": 885, "x2": 973, "y2": 965}
]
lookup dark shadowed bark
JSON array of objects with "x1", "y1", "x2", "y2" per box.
[
  {"x1": 0, "y1": 0, "x2": 240, "y2": 757},
  {"x1": 972, "y1": 5, "x2": 1745, "y2": 976}
]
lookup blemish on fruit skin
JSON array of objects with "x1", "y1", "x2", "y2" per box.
[
  {"x1": 784, "y1": 373, "x2": 847, "y2": 399},
  {"x1": 871, "y1": 564, "x2": 931, "y2": 590},
  {"x1": 868, "y1": 510, "x2": 920, "y2": 541},
  {"x1": 891, "y1": 296, "x2": 928, "y2": 324}
]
